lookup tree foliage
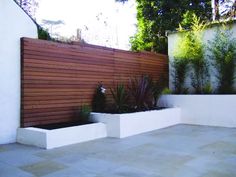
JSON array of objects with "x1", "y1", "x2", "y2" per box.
[
  {"x1": 15, "y1": 0, "x2": 38, "y2": 18},
  {"x1": 130, "y1": 0, "x2": 212, "y2": 54}
]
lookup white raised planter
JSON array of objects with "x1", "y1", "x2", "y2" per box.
[
  {"x1": 159, "y1": 95, "x2": 236, "y2": 127},
  {"x1": 17, "y1": 123, "x2": 107, "y2": 149},
  {"x1": 90, "y1": 108, "x2": 181, "y2": 138}
]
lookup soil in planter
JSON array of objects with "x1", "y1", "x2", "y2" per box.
[
  {"x1": 34, "y1": 121, "x2": 93, "y2": 130},
  {"x1": 101, "y1": 106, "x2": 166, "y2": 114}
]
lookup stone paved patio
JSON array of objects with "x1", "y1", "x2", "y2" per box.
[{"x1": 0, "y1": 124, "x2": 236, "y2": 177}]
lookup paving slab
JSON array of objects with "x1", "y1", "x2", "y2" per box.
[
  {"x1": 0, "y1": 147, "x2": 7, "y2": 153},
  {"x1": 0, "y1": 150, "x2": 44, "y2": 167},
  {"x1": 20, "y1": 160, "x2": 67, "y2": 177},
  {"x1": 0, "y1": 162, "x2": 33, "y2": 177}
]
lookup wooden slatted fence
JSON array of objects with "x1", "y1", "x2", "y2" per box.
[{"x1": 21, "y1": 37, "x2": 168, "y2": 127}]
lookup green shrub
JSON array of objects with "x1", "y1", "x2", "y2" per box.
[
  {"x1": 92, "y1": 83, "x2": 106, "y2": 112},
  {"x1": 150, "y1": 77, "x2": 165, "y2": 107},
  {"x1": 171, "y1": 58, "x2": 189, "y2": 94},
  {"x1": 110, "y1": 84, "x2": 129, "y2": 113},
  {"x1": 38, "y1": 27, "x2": 50, "y2": 40},
  {"x1": 202, "y1": 82, "x2": 213, "y2": 94},
  {"x1": 79, "y1": 105, "x2": 91, "y2": 122},
  {"x1": 189, "y1": 15, "x2": 209, "y2": 94},
  {"x1": 162, "y1": 87, "x2": 172, "y2": 94},
  {"x1": 173, "y1": 13, "x2": 209, "y2": 94},
  {"x1": 172, "y1": 18, "x2": 190, "y2": 94},
  {"x1": 208, "y1": 27, "x2": 236, "y2": 94}
]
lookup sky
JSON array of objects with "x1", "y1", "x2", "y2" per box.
[
  {"x1": 35, "y1": 0, "x2": 137, "y2": 50},
  {"x1": 219, "y1": 0, "x2": 235, "y2": 15}
]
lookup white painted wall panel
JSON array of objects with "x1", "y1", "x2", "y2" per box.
[{"x1": 0, "y1": 0, "x2": 37, "y2": 144}]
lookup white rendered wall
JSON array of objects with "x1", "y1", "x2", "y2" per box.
[
  {"x1": 0, "y1": 0, "x2": 37, "y2": 144},
  {"x1": 90, "y1": 108, "x2": 181, "y2": 138},
  {"x1": 159, "y1": 95, "x2": 236, "y2": 127},
  {"x1": 119, "y1": 108, "x2": 181, "y2": 138},
  {"x1": 168, "y1": 22, "x2": 236, "y2": 92}
]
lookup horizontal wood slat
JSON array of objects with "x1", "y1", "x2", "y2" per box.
[{"x1": 21, "y1": 37, "x2": 168, "y2": 127}]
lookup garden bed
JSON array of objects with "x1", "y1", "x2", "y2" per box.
[
  {"x1": 34, "y1": 121, "x2": 93, "y2": 130},
  {"x1": 17, "y1": 122, "x2": 107, "y2": 149},
  {"x1": 90, "y1": 107, "x2": 181, "y2": 138}
]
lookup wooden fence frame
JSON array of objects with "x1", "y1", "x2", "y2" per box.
[{"x1": 21, "y1": 37, "x2": 168, "y2": 127}]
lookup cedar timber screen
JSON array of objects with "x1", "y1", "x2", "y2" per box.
[{"x1": 21, "y1": 38, "x2": 168, "y2": 127}]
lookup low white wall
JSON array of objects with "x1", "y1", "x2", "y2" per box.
[
  {"x1": 159, "y1": 95, "x2": 236, "y2": 127},
  {"x1": 119, "y1": 108, "x2": 181, "y2": 138},
  {"x1": 0, "y1": 0, "x2": 37, "y2": 144},
  {"x1": 90, "y1": 108, "x2": 181, "y2": 138},
  {"x1": 90, "y1": 113, "x2": 121, "y2": 137},
  {"x1": 168, "y1": 22, "x2": 236, "y2": 92}
]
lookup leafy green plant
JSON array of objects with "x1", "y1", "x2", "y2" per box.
[
  {"x1": 150, "y1": 77, "x2": 166, "y2": 107},
  {"x1": 188, "y1": 14, "x2": 209, "y2": 94},
  {"x1": 174, "y1": 13, "x2": 209, "y2": 94},
  {"x1": 171, "y1": 58, "x2": 189, "y2": 94},
  {"x1": 208, "y1": 27, "x2": 236, "y2": 94},
  {"x1": 128, "y1": 75, "x2": 152, "y2": 111},
  {"x1": 162, "y1": 87, "x2": 172, "y2": 94},
  {"x1": 110, "y1": 84, "x2": 129, "y2": 113},
  {"x1": 38, "y1": 27, "x2": 50, "y2": 40},
  {"x1": 189, "y1": 14, "x2": 209, "y2": 94},
  {"x1": 79, "y1": 105, "x2": 91, "y2": 122},
  {"x1": 92, "y1": 83, "x2": 106, "y2": 112},
  {"x1": 202, "y1": 82, "x2": 213, "y2": 94},
  {"x1": 172, "y1": 14, "x2": 192, "y2": 94},
  {"x1": 180, "y1": 10, "x2": 196, "y2": 29}
]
